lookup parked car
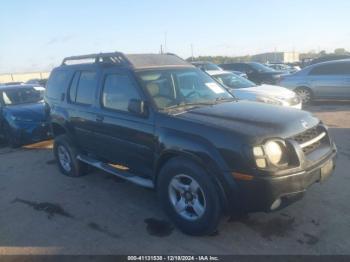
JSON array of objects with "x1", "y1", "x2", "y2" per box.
[
  {"x1": 191, "y1": 61, "x2": 223, "y2": 71},
  {"x1": 0, "y1": 82, "x2": 23, "y2": 86},
  {"x1": 219, "y1": 62, "x2": 286, "y2": 85},
  {"x1": 207, "y1": 70, "x2": 302, "y2": 109},
  {"x1": 0, "y1": 84, "x2": 50, "y2": 147},
  {"x1": 279, "y1": 59, "x2": 350, "y2": 103},
  {"x1": 46, "y1": 52, "x2": 336, "y2": 236},
  {"x1": 25, "y1": 78, "x2": 48, "y2": 87},
  {"x1": 266, "y1": 63, "x2": 299, "y2": 74},
  {"x1": 191, "y1": 61, "x2": 248, "y2": 78},
  {"x1": 310, "y1": 54, "x2": 350, "y2": 65}
]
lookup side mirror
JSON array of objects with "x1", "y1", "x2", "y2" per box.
[{"x1": 128, "y1": 99, "x2": 148, "y2": 117}]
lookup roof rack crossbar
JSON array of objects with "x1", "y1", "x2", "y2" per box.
[{"x1": 61, "y1": 52, "x2": 132, "y2": 66}]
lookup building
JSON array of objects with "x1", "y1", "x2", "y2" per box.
[{"x1": 251, "y1": 52, "x2": 300, "y2": 64}]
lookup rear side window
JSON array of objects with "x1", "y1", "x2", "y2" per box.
[
  {"x1": 46, "y1": 70, "x2": 72, "y2": 99},
  {"x1": 102, "y1": 74, "x2": 140, "y2": 112},
  {"x1": 309, "y1": 62, "x2": 350, "y2": 75},
  {"x1": 75, "y1": 71, "x2": 98, "y2": 105}
]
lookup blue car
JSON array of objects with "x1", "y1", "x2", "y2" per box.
[{"x1": 0, "y1": 84, "x2": 50, "y2": 147}]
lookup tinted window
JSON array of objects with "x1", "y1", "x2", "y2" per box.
[
  {"x1": 69, "y1": 72, "x2": 80, "y2": 102},
  {"x1": 102, "y1": 74, "x2": 140, "y2": 111},
  {"x1": 46, "y1": 70, "x2": 72, "y2": 99},
  {"x1": 310, "y1": 62, "x2": 350, "y2": 75},
  {"x1": 75, "y1": 71, "x2": 98, "y2": 105}
]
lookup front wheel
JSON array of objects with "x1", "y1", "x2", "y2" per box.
[
  {"x1": 157, "y1": 157, "x2": 222, "y2": 236},
  {"x1": 295, "y1": 87, "x2": 312, "y2": 104}
]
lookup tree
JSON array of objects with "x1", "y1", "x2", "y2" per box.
[{"x1": 334, "y1": 48, "x2": 348, "y2": 55}]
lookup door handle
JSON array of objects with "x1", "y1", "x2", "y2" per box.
[{"x1": 96, "y1": 115, "x2": 104, "y2": 122}]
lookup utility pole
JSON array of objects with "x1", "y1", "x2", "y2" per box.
[
  {"x1": 191, "y1": 44, "x2": 194, "y2": 61},
  {"x1": 164, "y1": 32, "x2": 167, "y2": 53}
]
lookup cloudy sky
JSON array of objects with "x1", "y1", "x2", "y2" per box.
[{"x1": 0, "y1": 0, "x2": 349, "y2": 73}]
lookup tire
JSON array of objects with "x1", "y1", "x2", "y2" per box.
[
  {"x1": 157, "y1": 157, "x2": 222, "y2": 236},
  {"x1": 53, "y1": 134, "x2": 88, "y2": 177},
  {"x1": 295, "y1": 87, "x2": 312, "y2": 104},
  {"x1": 4, "y1": 124, "x2": 21, "y2": 148}
]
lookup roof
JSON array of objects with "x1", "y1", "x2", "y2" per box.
[
  {"x1": 60, "y1": 52, "x2": 193, "y2": 70},
  {"x1": 125, "y1": 54, "x2": 193, "y2": 69},
  {"x1": 191, "y1": 61, "x2": 213, "y2": 65}
]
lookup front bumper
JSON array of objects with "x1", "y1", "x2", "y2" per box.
[{"x1": 234, "y1": 145, "x2": 337, "y2": 212}]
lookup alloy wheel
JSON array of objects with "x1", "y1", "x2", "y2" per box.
[
  {"x1": 168, "y1": 174, "x2": 206, "y2": 221},
  {"x1": 57, "y1": 145, "x2": 72, "y2": 172}
]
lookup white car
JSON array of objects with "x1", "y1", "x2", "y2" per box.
[{"x1": 207, "y1": 70, "x2": 302, "y2": 109}]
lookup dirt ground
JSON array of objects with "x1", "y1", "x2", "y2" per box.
[{"x1": 0, "y1": 102, "x2": 349, "y2": 255}]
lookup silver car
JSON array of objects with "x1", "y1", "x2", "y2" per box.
[{"x1": 279, "y1": 59, "x2": 350, "y2": 103}]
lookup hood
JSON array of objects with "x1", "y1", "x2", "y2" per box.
[
  {"x1": 234, "y1": 84, "x2": 296, "y2": 99},
  {"x1": 176, "y1": 101, "x2": 318, "y2": 142},
  {"x1": 4, "y1": 102, "x2": 46, "y2": 122}
]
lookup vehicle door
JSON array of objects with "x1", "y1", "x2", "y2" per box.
[
  {"x1": 94, "y1": 68, "x2": 155, "y2": 177},
  {"x1": 308, "y1": 62, "x2": 350, "y2": 99},
  {"x1": 67, "y1": 69, "x2": 101, "y2": 152}
]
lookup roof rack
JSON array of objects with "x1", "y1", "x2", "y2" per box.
[{"x1": 61, "y1": 52, "x2": 131, "y2": 66}]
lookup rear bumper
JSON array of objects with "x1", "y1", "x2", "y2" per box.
[
  {"x1": 233, "y1": 146, "x2": 337, "y2": 213},
  {"x1": 13, "y1": 121, "x2": 51, "y2": 144}
]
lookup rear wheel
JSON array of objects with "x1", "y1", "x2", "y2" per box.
[
  {"x1": 53, "y1": 134, "x2": 88, "y2": 177},
  {"x1": 295, "y1": 87, "x2": 312, "y2": 104},
  {"x1": 157, "y1": 157, "x2": 222, "y2": 236}
]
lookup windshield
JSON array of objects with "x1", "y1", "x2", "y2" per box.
[
  {"x1": 250, "y1": 62, "x2": 276, "y2": 73},
  {"x1": 1, "y1": 88, "x2": 44, "y2": 105},
  {"x1": 136, "y1": 68, "x2": 233, "y2": 110},
  {"x1": 213, "y1": 73, "x2": 256, "y2": 89}
]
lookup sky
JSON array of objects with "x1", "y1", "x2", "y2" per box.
[{"x1": 0, "y1": 0, "x2": 350, "y2": 73}]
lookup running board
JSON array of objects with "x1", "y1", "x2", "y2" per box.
[{"x1": 77, "y1": 155, "x2": 154, "y2": 189}]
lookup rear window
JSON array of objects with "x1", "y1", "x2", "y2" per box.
[{"x1": 46, "y1": 70, "x2": 72, "y2": 99}]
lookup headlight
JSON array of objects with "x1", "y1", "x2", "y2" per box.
[
  {"x1": 256, "y1": 96, "x2": 283, "y2": 106},
  {"x1": 264, "y1": 141, "x2": 283, "y2": 165},
  {"x1": 253, "y1": 140, "x2": 288, "y2": 168}
]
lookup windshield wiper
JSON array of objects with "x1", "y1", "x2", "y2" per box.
[
  {"x1": 163, "y1": 97, "x2": 236, "y2": 111},
  {"x1": 164, "y1": 101, "x2": 217, "y2": 111},
  {"x1": 214, "y1": 97, "x2": 236, "y2": 103}
]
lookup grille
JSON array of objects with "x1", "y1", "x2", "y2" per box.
[{"x1": 293, "y1": 125, "x2": 325, "y2": 154}]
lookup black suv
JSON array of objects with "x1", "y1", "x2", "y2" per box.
[
  {"x1": 219, "y1": 62, "x2": 285, "y2": 84},
  {"x1": 45, "y1": 52, "x2": 336, "y2": 235}
]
